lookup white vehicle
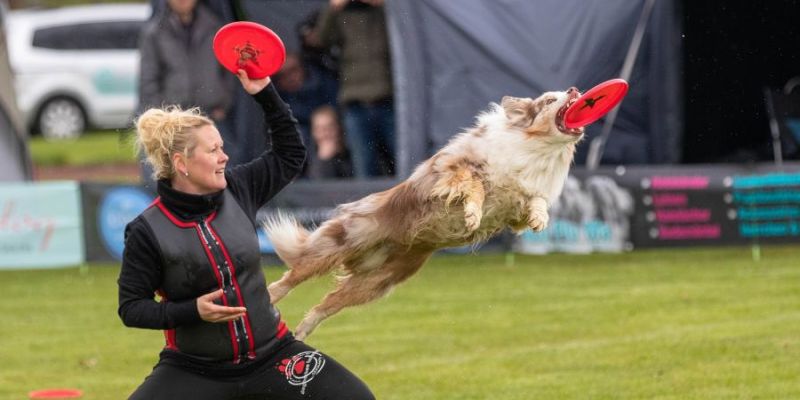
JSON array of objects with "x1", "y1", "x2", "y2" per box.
[{"x1": 5, "y1": 3, "x2": 150, "y2": 139}]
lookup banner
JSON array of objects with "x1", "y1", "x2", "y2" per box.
[
  {"x1": 0, "y1": 181, "x2": 83, "y2": 269},
  {"x1": 514, "y1": 175, "x2": 634, "y2": 254},
  {"x1": 75, "y1": 163, "x2": 800, "y2": 261},
  {"x1": 626, "y1": 168, "x2": 800, "y2": 247},
  {"x1": 82, "y1": 183, "x2": 154, "y2": 262},
  {"x1": 260, "y1": 164, "x2": 800, "y2": 254}
]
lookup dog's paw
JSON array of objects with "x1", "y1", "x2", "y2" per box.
[
  {"x1": 294, "y1": 312, "x2": 324, "y2": 341},
  {"x1": 268, "y1": 282, "x2": 289, "y2": 304},
  {"x1": 464, "y1": 202, "x2": 482, "y2": 232},
  {"x1": 294, "y1": 329, "x2": 308, "y2": 341},
  {"x1": 528, "y1": 209, "x2": 549, "y2": 232}
]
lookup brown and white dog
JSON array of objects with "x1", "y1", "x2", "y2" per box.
[{"x1": 266, "y1": 87, "x2": 584, "y2": 340}]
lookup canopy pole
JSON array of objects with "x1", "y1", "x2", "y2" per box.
[{"x1": 586, "y1": 0, "x2": 657, "y2": 171}]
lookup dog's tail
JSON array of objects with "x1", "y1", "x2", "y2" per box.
[{"x1": 263, "y1": 212, "x2": 310, "y2": 270}]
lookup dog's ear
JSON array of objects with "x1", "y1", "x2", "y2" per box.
[{"x1": 501, "y1": 96, "x2": 537, "y2": 128}]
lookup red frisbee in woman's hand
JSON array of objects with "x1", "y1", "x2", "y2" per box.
[
  {"x1": 563, "y1": 79, "x2": 629, "y2": 129},
  {"x1": 213, "y1": 21, "x2": 286, "y2": 79}
]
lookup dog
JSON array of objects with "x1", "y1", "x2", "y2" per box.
[{"x1": 265, "y1": 87, "x2": 584, "y2": 340}]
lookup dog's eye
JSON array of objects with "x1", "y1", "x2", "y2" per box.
[{"x1": 545, "y1": 98, "x2": 557, "y2": 105}]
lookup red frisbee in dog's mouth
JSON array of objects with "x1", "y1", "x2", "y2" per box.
[
  {"x1": 563, "y1": 79, "x2": 629, "y2": 129},
  {"x1": 213, "y1": 21, "x2": 286, "y2": 79}
]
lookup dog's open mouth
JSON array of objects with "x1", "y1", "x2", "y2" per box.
[{"x1": 556, "y1": 90, "x2": 583, "y2": 135}]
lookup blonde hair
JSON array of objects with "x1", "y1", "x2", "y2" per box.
[{"x1": 134, "y1": 106, "x2": 213, "y2": 180}]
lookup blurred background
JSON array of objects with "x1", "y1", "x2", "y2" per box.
[
  {"x1": 3, "y1": 0, "x2": 799, "y2": 253},
  {"x1": 2, "y1": 1, "x2": 800, "y2": 399}
]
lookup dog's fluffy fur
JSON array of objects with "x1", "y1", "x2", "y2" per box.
[{"x1": 265, "y1": 88, "x2": 584, "y2": 340}]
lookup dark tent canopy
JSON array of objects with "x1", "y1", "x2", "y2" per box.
[
  {"x1": 387, "y1": 0, "x2": 682, "y2": 176},
  {"x1": 236, "y1": 0, "x2": 681, "y2": 177}
]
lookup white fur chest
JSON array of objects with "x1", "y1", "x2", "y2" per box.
[
  {"x1": 480, "y1": 130, "x2": 573, "y2": 206},
  {"x1": 420, "y1": 102, "x2": 579, "y2": 242}
]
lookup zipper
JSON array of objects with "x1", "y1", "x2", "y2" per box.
[{"x1": 198, "y1": 219, "x2": 251, "y2": 363}]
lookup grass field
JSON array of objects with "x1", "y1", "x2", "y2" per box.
[
  {"x1": 28, "y1": 130, "x2": 137, "y2": 166},
  {"x1": 2, "y1": 246, "x2": 800, "y2": 399}
]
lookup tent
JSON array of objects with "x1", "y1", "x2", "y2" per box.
[
  {"x1": 0, "y1": 2, "x2": 32, "y2": 182},
  {"x1": 241, "y1": 0, "x2": 681, "y2": 177},
  {"x1": 387, "y1": 0, "x2": 682, "y2": 175},
  {"x1": 226, "y1": 0, "x2": 682, "y2": 177}
]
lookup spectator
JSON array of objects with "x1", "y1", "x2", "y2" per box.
[
  {"x1": 296, "y1": 9, "x2": 340, "y2": 88},
  {"x1": 312, "y1": 0, "x2": 395, "y2": 178},
  {"x1": 308, "y1": 105, "x2": 353, "y2": 179},
  {"x1": 137, "y1": 0, "x2": 234, "y2": 190},
  {"x1": 296, "y1": 10, "x2": 339, "y2": 105},
  {"x1": 273, "y1": 52, "x2": 338, "y2": 164}
]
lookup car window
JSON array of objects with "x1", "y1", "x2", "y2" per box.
[{"x1": 32, "y1": 20, "x2": 145, "y2": 50}]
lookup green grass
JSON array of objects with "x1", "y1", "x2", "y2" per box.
[
  {"x1": 2, "y1": 246, "x2": 800, "y2": 399},
  {"x1": 28, "y1": 130, "x2": 137, "y2": 166}
]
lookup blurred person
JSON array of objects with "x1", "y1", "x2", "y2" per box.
[
  {"x1": 297, "y1": 8, "x2": 340, "y2": 78},
  {"x1": 295, "y1": 8, "x2": 340, "y2": 110},
  {"x1": 137, "y1": 0, "x2": 234, "y2": 190},
  {"x1": 313, "y1": 0, "x2": 395, "y2": 178},
  {"x1": 308, "y1": 105, "x2": 353, "y2": 179},
  {"x1": 273, "y1": 52, "x2": 338, "y2": 164},
  {"x1": 118, "y1": 70, "x2": 374, "y2": 400}
]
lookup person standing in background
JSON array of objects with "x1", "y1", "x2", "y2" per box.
[
  {"x1": 312, "y1": 0, "x2": 395, "y2": 178},
  {"x1": 273, "y1": 53, "x2": 339, "y2": 177},
  {"x1": 137, "y1": 0, "x2": 234, "y2": 189},
  {"x1": 307, "y1": 105, "x2": 353, "y2": 179}
]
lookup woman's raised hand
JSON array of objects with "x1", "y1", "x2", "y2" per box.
[{"x1": 236, "y1": 69, "x2": 271, "y2": 95}]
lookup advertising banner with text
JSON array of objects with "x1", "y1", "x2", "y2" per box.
[
  {"x1": 81, "y1": 183, "x2": 154, "y2": 262},
  {"x1": 0, "y1": 181, "x2": 84, "y2": 269},
  {"x1": 76, "y1": 163, "x2": 800, "y2": 262}
]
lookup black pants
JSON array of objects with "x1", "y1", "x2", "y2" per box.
[{"x1": 129, "y1": 341, "x2": 375, "y2": 400}]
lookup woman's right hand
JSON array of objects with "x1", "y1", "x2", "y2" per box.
[
  {"x1": 197, "y1": 289, "x2": 247, "y2": 323},
  {"x1": 236, "y1": 69, "x2": 271, "y2": 95}
]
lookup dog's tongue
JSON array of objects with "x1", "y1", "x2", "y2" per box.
[{"x1": 556, "y1": 93, "x2": 581, "y2": 134}]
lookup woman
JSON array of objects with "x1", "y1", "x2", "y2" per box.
[
  {"x1": 308, "y1": 105, "x2": 353, "y2": 179},
  {"x1": 118, "y1": 69, "x2": 374, "y2": 399}
]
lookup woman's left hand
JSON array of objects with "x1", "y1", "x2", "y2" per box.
[{"x1": 236, "y1": 69, "x2": 271, "y2": 95}]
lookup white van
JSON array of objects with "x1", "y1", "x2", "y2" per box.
[{"x1": 5, "y1": 3, "x2": 150, "y2": 139}]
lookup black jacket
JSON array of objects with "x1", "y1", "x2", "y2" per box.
[{"x1": 118, "y1": 84, "x2": 305, "y2": 374}]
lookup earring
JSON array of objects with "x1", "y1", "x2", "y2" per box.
[{"x1": 184, "y1": 171, "x2": 189, "y2": 177}]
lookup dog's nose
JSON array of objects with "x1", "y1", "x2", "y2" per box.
[{"x1": 567, "y1": 86, "x2": 579, "y2": 94}]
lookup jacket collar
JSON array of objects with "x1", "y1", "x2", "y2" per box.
[{"x1": 157, "y1": 179, "x2": 224, "y2": 221}]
